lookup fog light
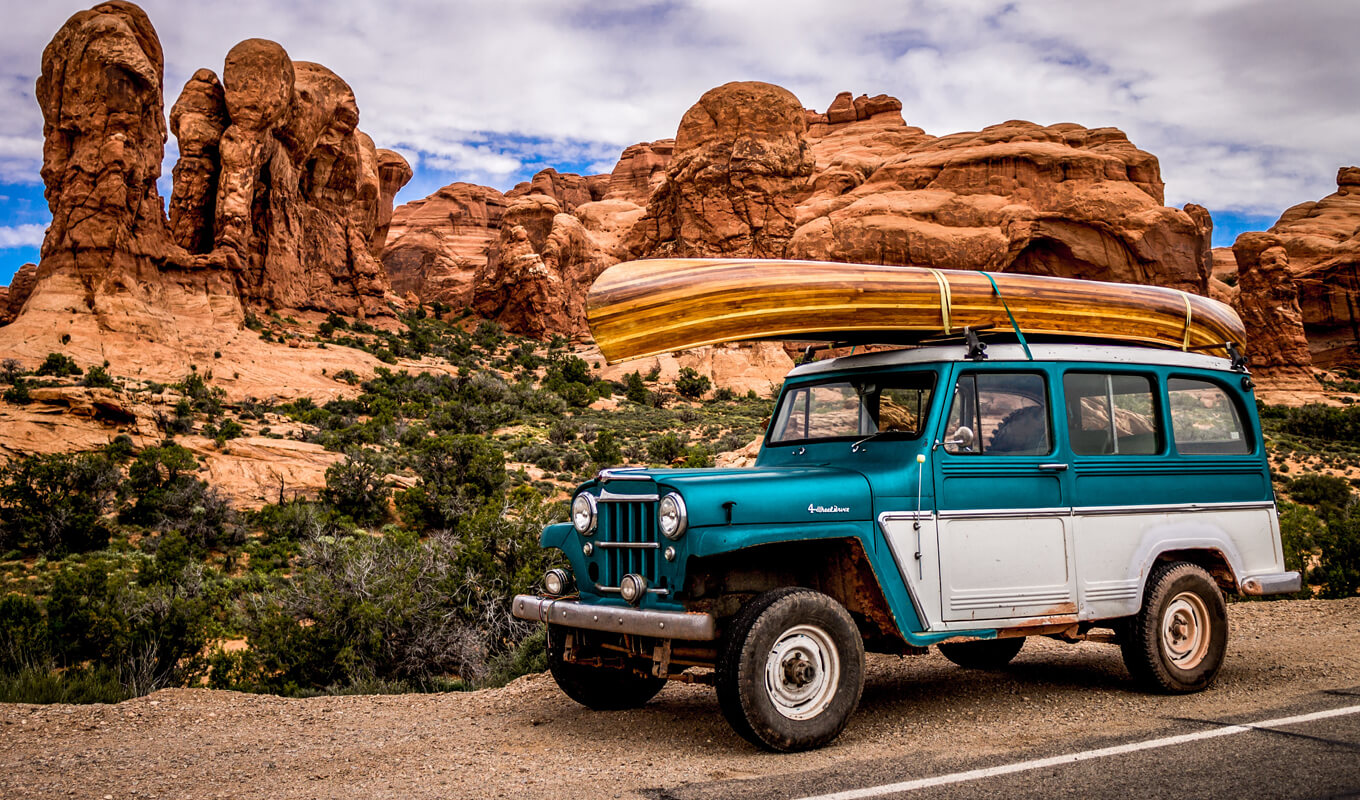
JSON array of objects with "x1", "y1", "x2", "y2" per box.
[
  {"x1": 619, "y1": 573, "x2": 648, "y2": 605},
  {"x1": 572, "y1": 493, "x2": 597, "y2": 534},
  {"x1": 544, "y1": 568, "x2": 573, "y2": 596}
]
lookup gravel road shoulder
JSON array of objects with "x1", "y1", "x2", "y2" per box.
[{"x1": 2, "y1": 598, "x2": 1357, "y2": 800}]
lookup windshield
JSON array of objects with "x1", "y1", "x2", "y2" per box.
[{"x1": 769, "y1": 371, "x2": 936, "y2": 445}]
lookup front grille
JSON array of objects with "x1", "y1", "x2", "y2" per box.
[{"x1": 597, "y1": 499, "x2": 660, "y2": 590}]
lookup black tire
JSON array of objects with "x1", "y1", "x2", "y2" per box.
[
  {"x1": 716, "y1": 587, "x2": 865, "y2": 752},
  {"x1": 938, "y1": 636, "x2": 1025, "y2": 670},
  {"x1": 546, "y1": 624, "x2": 666, "y2": 710},
  {"x1": 1120, "y1": 562, "x2": 1228, "y2": 693}
]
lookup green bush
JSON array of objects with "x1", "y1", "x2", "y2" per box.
[
  {"x1": 624, "y1": 371, "x2": 648, "y2": 404},
  {"x1": 0, "y1": 451, "x2": 121, "y2": 555},
  {"x1": 121, "y1": 445, "x2": 241, "y2": 550},
  {"x1": 2, "y1": 377, "x2": 31, "y2": 404},
  {"x1": 647, "y1": 432, "x2": 686, "y2": 465},
  {"x1": 588, "y1": 430, "x2": 622, "y2": 467},
  {"x1": 1287, "y1": 474, "x2": 1353, "y2": 513},
  {"x1": 676, "y1": 367, "x2": 711, "y2": 399},
  {"x1": 81, "y1": 365, "x2": 115, "y2": 388},
  {"x1": 397, "y1": 435, "x2": 507, "y2": 530},
  {"x1": 323, "y1": 450, "x2": 390, "y2": 525},
  {"x1": 1313, "y1": 509, "x2": 1360, "y2": 599},
  {"x1": 35, "y1": 352, "x2": 82, "y2": 378}
]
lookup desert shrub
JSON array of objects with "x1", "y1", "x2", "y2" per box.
[
  {"x1": 683, "y1": 444, "x2": 715, "y2": 468},
  {"x1": 80, "y1": 364, "x2": 115, "y2": 388},
  {"x1": 121, "y1": 445, "x2": 241, "y2": 550},
  {"x1": 0, "y1": 451, "x2": 121, "y2": 555},
  {"x1": 0, "y1": 358, "x2": 24, "y2": 384},
  {"x1": 397, "y1": 434, "x2": 507, "y2": 531},
  {"x1": 676, "y1": 367, "x2": 711, "y2": 399},
  {"x1": 35, "y1": 352, "x2": 82, "y2": 378},
  {"x1": 44, "y1": 559, "x2": 212, "y2": 694},
  {"x1": 214, "y1": 419, "x2": 245, "y2": 442},
  {"x1": 1287, "y1": 474, "x2": 1353, "y2": 514},
  {"x1": 1313, "y1": 508, "x2": 1360, "y2": 599},
  {"x1": 624, "y1": 371, "x2": 648, "y2": 404},
  {"x1": 0, "y1": 594, "x2": 48, "y2": 672},
  {"x1": 547, "y1": 419, "x2": 576, "y2": 444},
  {"x1": 323, "y1": 450, "x2": 390, "y2": 525},
  {"x1": 713, "y1": 386, "x2": 737, "y2": 402},
  {"x1": 238, "y1": 502, "x2": 550, "y2": 693},
  {"x1": 647, "y1": 432, "x2": 686, "y2": 465},
  {"x1": 2, "y1": 377, "x2": 32, "y2": 404},
  {"x1": 588, "y1": 430, "x2": 622, "y2": 467}
]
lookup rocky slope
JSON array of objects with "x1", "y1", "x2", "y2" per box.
[
  {"x1": 384, "y1": 82, "x2": 1310, "y2": 384},
  {"x1": 0, "y1": 1, "x2": 409, "y2": 384}
]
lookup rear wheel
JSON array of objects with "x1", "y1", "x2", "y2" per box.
[
  {"x1": 546, "y1": 624, "x2": 666, "y2": 710},
  {"x1": 938, "y1": 637, "x2": 1025, "y2": 670},
  {"x1": 1121, "y1": 562, "x2": 1228, "y2": 693},
  {"x1": 716, "y1": 587, "x2": 865, "y2": 752}
]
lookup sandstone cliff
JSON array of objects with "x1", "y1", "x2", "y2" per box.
[{"x1": 0, "y1": 1, "x2": 411, "y2": 384}]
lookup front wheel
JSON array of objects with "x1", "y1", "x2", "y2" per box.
[
  {"x1": 716, "y1": 588, "x2": 865, "y2": 752},
  {"x1": 546, "y1": 624, "x2": 666, "y2": 710},
  {"x1": 1120, "y1": 562, "x2": 1228, "y2": 693}
]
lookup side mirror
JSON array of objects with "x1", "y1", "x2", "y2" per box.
[{"x1": 946, "y1": 425, "x2": 975, "y2": 452}]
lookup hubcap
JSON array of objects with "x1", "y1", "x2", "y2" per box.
[
  {"x1": 764, "y1": 624, "x2": 840, "y2": 720},
  {"x1": 1161, "y1": 591, "x2": 1211, "y2": 669}
]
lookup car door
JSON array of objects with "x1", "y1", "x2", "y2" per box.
[{"x1": 932, "y1": 367, "x2": 1077, "y2": 623}]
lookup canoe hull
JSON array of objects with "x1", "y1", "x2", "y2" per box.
[{"x1": 585, "y1": 259, "x2": 1246, "y2": 365}]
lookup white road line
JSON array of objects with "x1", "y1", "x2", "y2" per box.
[{"x1": 794, "y1": 703, "x2": 1360, "y2": 800}]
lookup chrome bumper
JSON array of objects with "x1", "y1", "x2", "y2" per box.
[
  {"x1": 1240, "y1": 571, "x2": 1302, "y2": 596},
  {"x1": 511, "y1": 595, "x2": 717, "y2": 641}
]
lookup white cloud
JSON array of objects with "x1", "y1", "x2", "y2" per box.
[
  {"x1": 0, "y1": 0, "x2": 1353, "y2": 218},
  {"x1": 0, "y1": 223, "x2": 46, "y2": 248}
]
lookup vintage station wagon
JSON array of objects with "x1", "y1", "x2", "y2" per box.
[{"x1": 513, "y1": 341, "x2": 1300, "y2": 751}]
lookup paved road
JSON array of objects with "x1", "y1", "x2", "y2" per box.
[{"x1": 656, "y1": 688, "x2": 1360, "y2": 800}]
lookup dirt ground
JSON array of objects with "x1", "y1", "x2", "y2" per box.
[{"x1": 2, "y1": 598, "x2": 1357, "y2": 800}]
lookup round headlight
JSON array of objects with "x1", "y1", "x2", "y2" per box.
[
  {"x1": 619, "y1": 573, "x2": 648, "y2": 605},
  {"x1": 543, "y1": 568, "x2": 573, "y2": 596},
  {"x1": 571, "y1": 493, "x2": 597, "y2": 534},
  {"x1": 658, "y1": 492, "x2": 687, "y2": 540}
]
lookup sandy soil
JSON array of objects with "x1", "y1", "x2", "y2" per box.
[{"x1": 2, "y1": 598, "x2": 1356, "y2": 800}]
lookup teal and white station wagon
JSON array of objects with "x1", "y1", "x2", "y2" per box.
[{"x1": 513, "y1": 339, "x2": 1300, "y2": 751}]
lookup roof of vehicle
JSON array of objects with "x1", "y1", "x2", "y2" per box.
[{"x1": 788, "y1": 342, "x2": 1239, "y2": 378}]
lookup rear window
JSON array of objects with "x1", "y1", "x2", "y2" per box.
[
  {"x1": 1167, "y1": 377, "x2": 1250, "y2": 455},
  {"x1": 1063, "y1": 373, "x2": 1160, "y2": 455}
]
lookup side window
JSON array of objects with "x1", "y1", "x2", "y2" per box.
[
  {"x1": 944, "y1": 373, "x2": 1051, "y2": 455},
  {"x1": 1063, "y1": 373, "x2": 1161, "y2": 455},
  {"x1": 1167, "y1": 377, "x2": 1250, "y2": 455}
]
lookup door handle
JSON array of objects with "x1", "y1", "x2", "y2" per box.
[{"x1": 1038, "y1": 463, "x2": 1069, "y2": 471}]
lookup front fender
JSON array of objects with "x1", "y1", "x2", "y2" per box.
[{"x1": 688, "y1": 521, "x2": 873, "y2": 559}]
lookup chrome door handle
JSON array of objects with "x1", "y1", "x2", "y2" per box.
[{"x1": 1038, "y1": 463, "x2": 1069, "y2": 471}]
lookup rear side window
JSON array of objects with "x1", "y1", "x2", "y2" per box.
[
  {"x1": 1063, "y1": 373, "x2": 1160, "y2": 455},
  {"x1": 945, "y1": 373, "x2": 1051, "y2": 455},
  {"x1": 1167, "y1": 377, "x2": 1250, "y2": 454}
]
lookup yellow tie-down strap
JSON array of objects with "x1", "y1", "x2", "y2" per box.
[
  {"x1": 1180, "y1": 291, "x2": 1193, "y2": 351},
  {"x1": 927, "y1": 268, "x2": 953, "y2": 334}
]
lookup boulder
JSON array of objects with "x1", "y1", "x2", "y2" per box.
[
  {"x1": 604, "y1": 139, "x2": 673, "y2": 204},
  {"x1": 0, "y1": 263, "x2": 39, "y2": 325},
  {"x1": 383, "y1": 183, "x2": 508, "y2": 307},
  {"x1": 1263, "y1": 167, "x2": 1360, "y2": 366},
  {"x1": 1231, "y1": 232, "x2": 1317, "y2": 389}
]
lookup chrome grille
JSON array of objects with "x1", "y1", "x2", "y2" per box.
[{"x1": 597, "y1": 499, "x2": 659, "y2": 590}]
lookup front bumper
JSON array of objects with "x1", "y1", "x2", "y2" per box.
[
  {"x1": 1240, "y1": 571, "x2": 1302, "y2": 596},
  {"x1": 512, "y1": 595, "x2": 717, "y2": 641}
]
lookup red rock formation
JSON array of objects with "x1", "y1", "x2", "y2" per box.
[
  {"x1": 1231, "y1": 232, "x2": 1316, "y2": 388},
  {"x1": 35, "y1": 1, "x2": 176, "y2": 288},
  {"x1": 604, "y1": 140, "x2": 673, "y2": 204},
  {"x1": 628, "y1": 82, "x2": 816, "y2": 259},
  {"x1": 0, "y1": 263, "x2": 39, "y2": 325},
  {"x1": 1263, "y1": 167, "x2": 1360, "y2": 366},
  {"x1": 506, "y1": 168, "x2": 607, "y2": 212},
  {"x1": 383, "y1": 183, "x2": 508, "y2": 307},
  {"x1": 0, "y1": 1, "x2": 411, "y2": 384},
  {"x1": 370, "y1": 149, "x2": 414, "y2": 257},
  {"x1": 472, "y1": 193, "x2": 609, "y2": 339}
]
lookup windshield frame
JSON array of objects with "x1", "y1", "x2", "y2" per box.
[{"x1": 765, "y1": 368, "x2": 938, "y2": 448}]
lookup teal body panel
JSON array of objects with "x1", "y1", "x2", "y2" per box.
[{"x1": 537, "y1": 350, "x2": 1273, "y2": 648}]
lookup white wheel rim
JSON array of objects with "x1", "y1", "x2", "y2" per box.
[
  {"x1": 763, "y1": 624, "x2": 840, "y2": 720},
  {"x1": 1161, "y1": 591, "x2": 1211, "y2": 669}
]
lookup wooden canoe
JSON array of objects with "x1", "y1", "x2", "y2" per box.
[{"x1": 585, "y1": 258, "x2": 1246, "y2": 364}]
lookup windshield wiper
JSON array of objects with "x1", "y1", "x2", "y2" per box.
[{"x1": 850, "y1": 431, "x2": 887, "y2": 452}]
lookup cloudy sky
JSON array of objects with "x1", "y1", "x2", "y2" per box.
[{"x1": 1, "y1": 0, "x2": 1356, "y2": 285}]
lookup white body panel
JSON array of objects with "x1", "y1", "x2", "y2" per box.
[{"x1": 880, "y1": 502, "x2": 1286, "y2": 632}]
